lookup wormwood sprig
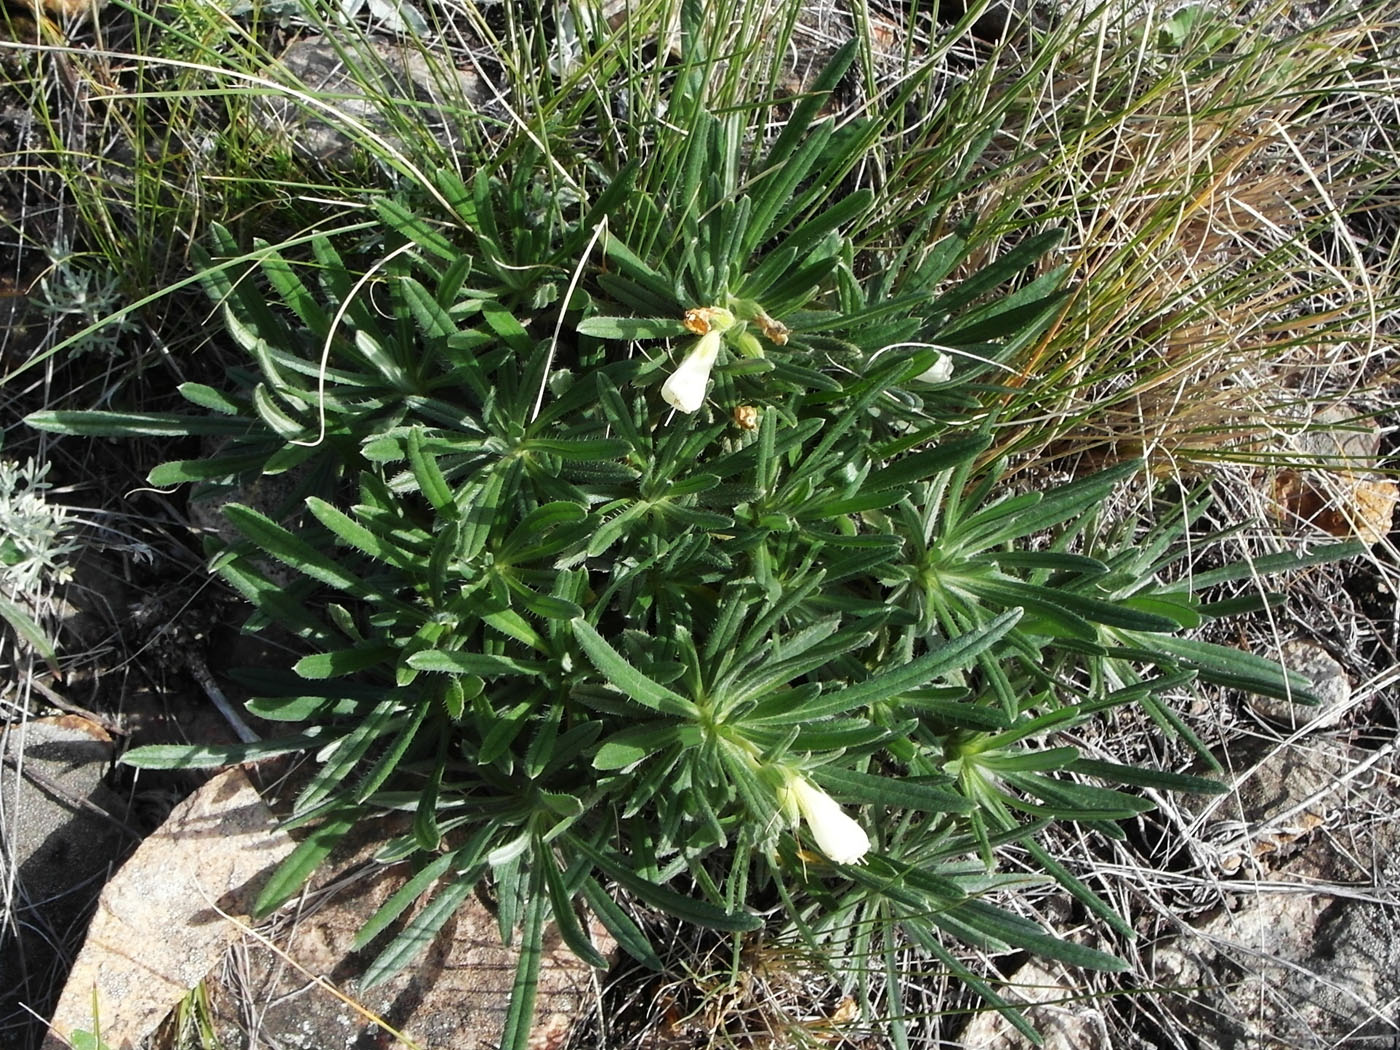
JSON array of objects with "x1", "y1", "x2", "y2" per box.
[{"x1": 25, "y1": 22, "x2": 1362, "y2": 1048}]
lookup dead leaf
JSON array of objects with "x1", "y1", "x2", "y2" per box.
[{"x1": 1270, "y1": 468, "x2": 1396, "y2": 546}]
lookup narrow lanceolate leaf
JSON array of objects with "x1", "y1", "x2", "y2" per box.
[
  {"x1": 568, "y1": 836, "x2": 761, "y2": 932},
  {"x1": 178, "y1": 382, "x2": 245, "y2": 415},
  {"x1": 581, "y1": 875, "x2": 661, "y2": 970},
  {"x1": 1070, "y1": 758, "x2": 1228, "y2": 795},
  {"x1": 811, "y1": 766, "x2": 972, "y2": 814},
  {"x1": 498, "y1": 873, "x2": 548, "y2": 1050},
  {"x1": 1148, "y1": 634, "x2": 1320, "y2": 702},
  {"x1": 352, "y1": 849, "x2": 457, "y2": 951},
  {"x1": 963, "y1": 576, "x2": 1181, "y2": 634},
  {"x1": 399, "y1": 275, "x2": 458, "y2": 340},
  {"x1": 405, "y1": 650, "x2": 546, "y2": 677},
  {"x1": 576, "y1": 316, "x2": 690, "y2": 340},
  {"x1": 542, "y1": 850, "x2": 609, "y2": 969},
  {"x1": 25, "y1": 409, "x2": 251, "y2": 437},
  {"x1": 406, "y1": 426, "x2": 457, "y2": 518},
  {"x1": 569, "y1": 620, "x2": 698, "y2": 718},
  {"x1": 148, "y1": 452, "x2": 274, "y2": 486},
  {"x1": 355, "y1": 700, "x2": 430, "y2": 802},
  {"x1": 362, "y1": 876, "x2": 477, "y2": 987},
  {"x1": 296, "y1": 700, "x2": 400, "y2": 812},
  {"x1": 523, "y1": 437, "x2": 633, "y2": 461},
  {"x1": 120, "y1": 734, "x2": 322, "y2": 768},
  {"x1": 254, "y1": 811, "x2": 358, "y2": 917},
  {"x1": 756, "y1": 609, "x2": 1023, "y2": 722},
  {"x1": 943, "y1": 899, "x2": 1128, "y2": 973},
  {"x1": 305, "y1": 497, "x2": 416, "y2": 570},
  {"x1": 294, "y1": 645, "x2": 396, "y2": 679},
  {"x1": 223, "y1": 503, "x2": 376, "y2": 598}
]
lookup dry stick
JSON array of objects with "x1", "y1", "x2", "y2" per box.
[
  {"x1": 184, "y1": 651, "x2": 260, "y2": 745},
  {"x1": 20, "y1": 677, "x2": 124, "y2": 737}
]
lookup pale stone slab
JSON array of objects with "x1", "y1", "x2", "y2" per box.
[
  {"x1": 225, "y1": 856, "x2": 616, "y2": 1050},
  {"x1": 43, "y1": 767, "x2": 294, "y2": 1050}
]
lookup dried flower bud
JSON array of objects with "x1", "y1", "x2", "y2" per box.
[{"x1": 732, "y1": 405, "x2": 760, "y2": 430}]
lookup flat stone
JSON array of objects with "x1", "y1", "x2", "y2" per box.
[
  {"x1": 206, "y1": 837, "x2": 616, "y2": 1049},
  {"x1": 957, "y1": 960, "x2": 1111, "y2": 1050},
  {"x1": 1150, "y1": 886, "x2": 1400, "y2": 1049},
  {"x1": 1153, "y1": 742, "x2": 1400, "y2": 1048},
  {"x1": 1187, "y1": 740, "x2": 1358, "y2": 874},
  {"x1": 42, "y1": 767, "x2": 295, "y2": 1050}
]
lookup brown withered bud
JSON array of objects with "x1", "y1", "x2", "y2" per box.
[
  {"x1": 756, "y1": 311, "x2": 789, "y2": 346},
  {"x1": 732, "y1": 405, "x2": 760, "y2": 430},
  {"x1": 682, "y1": 306, "x2": 736, "y2": 336}
]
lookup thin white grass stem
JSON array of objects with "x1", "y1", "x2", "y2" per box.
[
  {"x1": 299, "y1": 241, "x2": 419, "y2": 449},
  {"x1": 532, "y1": 219, "x2": 607, "y2": 424}
]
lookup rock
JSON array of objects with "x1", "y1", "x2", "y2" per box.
[
  {"x1": 957, "y1": 960, "x2": 1111, "y2": 1050},
  {"x1": 1245, "y1": 639, "x2": 1351, "y2": 731},
  {"x1": 200, "y1": 830, "x2": 617, "y2": 1049},
  {"x1": 1150, "y1": 886, "x2": 1400, "y2": 1049},
  {"x1": 41, "y1": 768, "x2": 295, "y2": 1050},
  {"x1": 256, "y1": 36, "x2": 494, "y2": 166},
  {"x1": 0, "y1": 715, "x2": 131, "y2": 1044},
  {"x1": 1152, "y1": 746, "x2": 1400, "y2": 1048},
  {"x1": 1186, "y1": 740, "x2": 1358, "y2": 874}
]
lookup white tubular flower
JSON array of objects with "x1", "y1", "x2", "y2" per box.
[
  {"x1": 784, "y1": 776, "x2": 871, "y2": 864},
  {"x1": 913, "y1": 352, "x2": 953, "y2": 384},
  {"x1": 661, "y1": 329, "x2": 723, "y2": 414}
]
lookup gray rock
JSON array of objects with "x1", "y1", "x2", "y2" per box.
[
  {"x1": 0, "y1": 715, "x2": 131, "y2": 1041},
  {"x1": 1187, "y1": 740, "x2": 1358, "y2": 874},
  {"x1": 1152, "y1": 747, "x2": 1400, "y2": 1048},
  {"x1": 1150, "y1": 888, "x2": 1400, "y2": 1049},
  {"x1": 256, "y1": 35, "x2": 493, "y2": 165},
  {"x1": 957, "y1": 960, "x2": 1112, "y2": 1050},
  {"x1": 1245, "y1": 639, "x2": 1351, "y2": 731}
]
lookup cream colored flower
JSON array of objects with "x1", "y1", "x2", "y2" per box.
[
  {"x1": 783, "y1": 776, "x2": 870, "y2": 864},
  {"x1": 913, "y1": 352, "x2": 953, "y2": 384},
  {"x1": 661, "y1": 329, "x2": 723, "y2": 413}
]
